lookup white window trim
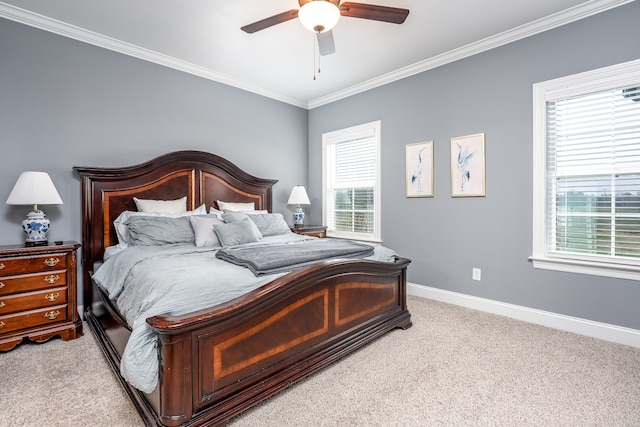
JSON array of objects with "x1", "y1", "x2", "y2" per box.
[
  {"x1": 531, "y1": 59, "x2": 640, "y2": 281},
  {"x1": 322, "y1": 120, "x2": 382, "y2": 243}
]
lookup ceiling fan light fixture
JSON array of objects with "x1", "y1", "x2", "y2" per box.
[{"x1": 298, "y1": 1, "x2": 340, "y2": 33}]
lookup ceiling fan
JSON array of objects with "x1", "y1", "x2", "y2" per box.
[{"x1": 241, "y1": 1, "x2": 410, "y2": 56}]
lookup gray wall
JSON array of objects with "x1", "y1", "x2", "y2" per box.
[
  {"x1": 308, "y1": 2, "x2": 640, "y2": 330},
  {"x1": 0, "y1": 18, "x2": 308, "y2": 243},
  {"x1": 0, "y1": 18, "x2": 307, "y2": 301}
]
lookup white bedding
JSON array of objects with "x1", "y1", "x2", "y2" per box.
[{"x1": 92, "y1": 233, "x2": 397, "y2": 393}]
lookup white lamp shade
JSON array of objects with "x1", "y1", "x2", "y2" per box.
[
  {"x1": 6, "y1": 171, "x2": 63, "y2": 206},
  {"x1": 298, "y1": 1, "x2": 340, "y2": 33},
  {"x1": 287, "y1": 185, "x2": 311, "y2": 205}
]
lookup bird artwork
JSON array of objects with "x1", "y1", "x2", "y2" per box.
[
  {"x1": 456, "y1": 142, "x2": 474, "y2": 192},
  {"x1": 411, "y1": 146, "x2": 427, "y2": 192}
]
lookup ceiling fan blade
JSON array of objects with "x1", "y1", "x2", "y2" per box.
[
  {"x1": 317, "y1": 30, "x2": 336, "y2": 56},
  {"x1": 241, "y1": 9, "x2": 299, "y2": 34},
  {"x1": 339, "y1": 2, "x2": 409, "y2": 24}
]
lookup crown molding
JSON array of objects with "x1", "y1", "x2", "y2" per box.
[
  {"x1": 0, "y1": 2, "x2": 308, "y2": 109},
  {"x1": 308, "y1": 0, "x2": 634, "y2": 109},
  {"x1": 0, "y1": 0, "x2": 632, "y2": 110}
]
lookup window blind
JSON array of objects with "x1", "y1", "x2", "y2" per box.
[
  {"x1": 546, "y1": 85, "x2": 640, "y2": 260},
  {"x1": 327, "y1": 135, "x2": 376, "y2": 234},
  {"x1": 323, "y1": 121, "x2": 380, "y2": 240}
]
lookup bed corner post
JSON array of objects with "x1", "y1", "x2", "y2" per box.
[
  {"x1": 73, "y1": 170, "x2": 95, "y2": 314},
  {"x1": 395, "y1": 257, "x2": 412, "y2": 330},
  {"x1": 157, "y1": 331, "x2": 194, "y2": 426}
]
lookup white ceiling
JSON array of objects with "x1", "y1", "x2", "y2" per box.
[{"x1": 0, "y1": 0, "x2": 631, "y2": 108}]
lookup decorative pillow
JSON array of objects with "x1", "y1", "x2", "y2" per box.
[
  {"x1": 214, "y1": 217, "x2": 263, "y2": 247},
  {"x1": 124, "y1": 215, "x2": 194, "y2": 246},
  {"x1": 221, "y1": 211, "x2": 250, "y2": 223},
  {"x1": 216, "y1": 201, "x2": 255, "y2": 212},
  {"x1": 223, "y1": 212, "x2": 290, "y2": 237},
  {"x1": 113, "y1": 205, "x2": 206, "y2": 244},
  {"x1": 134, "y1": 196, "x2": 187, "y2": 213},
  {"x1": 189, "y1": 215, "x2": 224, "y2": 247}
]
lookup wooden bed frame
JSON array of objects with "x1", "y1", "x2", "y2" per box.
[{"x1": 73, "y1": 150, "x2": 411, "y2": 426}]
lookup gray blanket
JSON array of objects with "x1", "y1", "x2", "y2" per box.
[{"x1": 215, "y1": 239, "x2": 375, "y2": 275}]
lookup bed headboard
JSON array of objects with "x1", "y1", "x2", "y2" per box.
[{"x1": 73, "y1": 150, "x2": 277, "y2": 302}]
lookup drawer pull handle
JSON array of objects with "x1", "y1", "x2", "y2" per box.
[
  {"x1": 44, "y1": 310, "x2": 60, "y2": 320},
  {"x1": 0, "y1": 301, "x2": 5, "y2": 308},
  {"x1": 44, "y1": 275, "x2": 60, "y2": 285},
  {"x1": 0, "y1": 263, "x2": 4, "y2": 270},
  {"x1": 0, "y1": 282, "x2": 4, "y2": 289},
  {"x1": 0, "y1": 321, "x2": 5, "y2": 328},
  {"x1": 44, "y1": 293, "x2": 60, "y2": 302},
  {"x1": 44, "y1": 257, "x2": 60, "y2": 267}
]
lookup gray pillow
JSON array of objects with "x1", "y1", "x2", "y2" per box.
[
  {"x1": 222, "y1": 212, "x2": 291, "y2": 237},
  {"x1": 221, "y1": 211, "x2": 250, "y2": 224},
  {"x1": 214, "y1": 217, "x2": 263, "y2": 247},
  {"x1": 189, "y1": 215, "x2": 224, "y2": 247},
  {"x1": 124, "y1": 216, "x2": 194, "y2": 246}
]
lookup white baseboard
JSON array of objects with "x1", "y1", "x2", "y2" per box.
[{"x1": 407, "y1": 283, "x2": 640, "y2": 348}]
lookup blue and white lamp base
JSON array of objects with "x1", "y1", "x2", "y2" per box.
[
  {"x1": 293, "y1": 206, "x2": 305, "y2": 227},
  {"x1": 22, "y1": 208, "x2": 51, "y2": 246}
]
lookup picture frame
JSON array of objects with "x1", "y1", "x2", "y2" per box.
[
  {"x1": 450, "y1": 133, "x2": 485, "y2": 197},
  {"x1": 406, "y1": 141, "x2": 434, "y2": 198}
]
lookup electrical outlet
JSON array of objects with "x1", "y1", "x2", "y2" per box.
[{"x1": 472, "y1": 268, "x2": 481, "y2": 281}]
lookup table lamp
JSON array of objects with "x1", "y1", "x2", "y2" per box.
[
  {"x1": 6, "y1": 171, "x2": 63, "y2": 246},
  {"x1": 287, "y1": 185, "x2": 310, "y2": 227}
]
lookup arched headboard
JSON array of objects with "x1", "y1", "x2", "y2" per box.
[{"x1": 73, "y1": 150, "x2": 277, "y2": 306}]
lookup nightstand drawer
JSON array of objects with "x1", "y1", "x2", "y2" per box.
[
  {"x1": 0, "y1": 305, "x2": 68, "y2": 334},
  {"x1": 0, "y1": 288, "x2": 67, "y2": 315},
  {"x1": 0, "y1": 253, "x2": 67, "y2": 275},
  {"x1": 299, "y1": 230, "x2": 326, "y2": 238},
  {"x1": 0, "y1": 271, "x2": 67, "y2": 296},
  {"x1": 291, "y1": 226, "x2": 327, "y2": 238}
]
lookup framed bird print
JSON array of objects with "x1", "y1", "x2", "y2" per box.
[
  {"x1": 406, "y1": 141, "x2": 434, "y2": 197},
  {"x1": 450, "y1": 133, "x2": 485, "y2": 197}
]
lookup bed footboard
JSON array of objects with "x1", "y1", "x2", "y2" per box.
[{"x1": 145, "y1": 257, "x2": 411, "y2": 427}]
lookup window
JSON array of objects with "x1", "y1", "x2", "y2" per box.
[
  {"x1": 532, "y1": 60, "x2": 640, "y2": 280},
  {"x1": 322, "y1": 121, "x2": 381, "y2": 242}
]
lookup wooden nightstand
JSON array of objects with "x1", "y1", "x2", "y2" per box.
[
  {"x1": 291, "y1": 225, "x2": 327, "y2": 238},
  {"x1": 0, "y1": 241, "x2": 82, "y2": 351}
]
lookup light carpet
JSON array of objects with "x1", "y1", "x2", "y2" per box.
[{"x1": 1, "y1": 296, "x2": 639, "y2": 426}]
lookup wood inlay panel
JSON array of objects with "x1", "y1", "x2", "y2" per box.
[
  {"x1": 102, "y1": 171, "x2": 194, "y2": 247},
  {"x1": 202, "y1": 173, "x2": 264, "y2": 210},
  {"x1": 213, "y1": 290, "x2": 329, "y2": 380},
  {"x1": 335, "y1": 282, "x2": 397, "y2": 327}
]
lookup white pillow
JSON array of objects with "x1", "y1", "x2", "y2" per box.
[
  {"x1": 217, "y1": 201, "x2": 255, "y2": 212},
  {"x1": 134, "y1": 196, "x2": 187, "y2": 213},
  {"x1": 209, "y1": 207, "x2": 223, "y2": 219},
  {"x1": 189, "y1": 215, "x2": 224, "y2": 247},
  {"x1": 113, "y1": 204, "x2": 206, "y2": 245}
]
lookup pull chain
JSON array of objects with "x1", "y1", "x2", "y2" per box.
[
  {"x1": 313, "y1": 32, "x2": 317, "y2": 80},
  {"x1": 313, "y1": 31, "x2": 321, "y2": 80},
  {"x1": 317, "y1": 32, "x2": 321, "y2": 76}
]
